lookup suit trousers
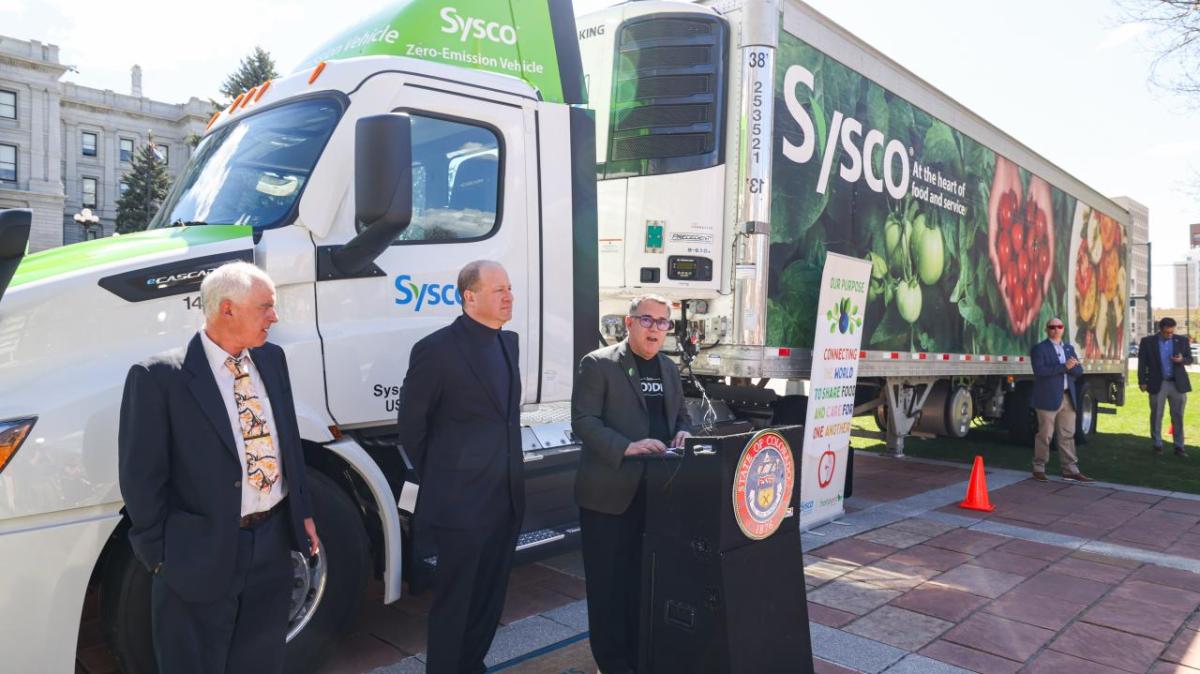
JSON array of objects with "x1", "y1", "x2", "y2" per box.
[
  {"x1": 1034, "y1": 393, "x2": 1078, "y2": 474},
  {"x1": 580, "y1": 478, "x2": 647, "y2": 674},
  {"x1": 426, "y1": 515, "x2": 521, "y2": 674},
  {"x1": 1151, "y1": 379, "x2": 1188, "y2": 449},
  {"x1": 151, "y1": 505, "x2": 293, "y2": 674}
]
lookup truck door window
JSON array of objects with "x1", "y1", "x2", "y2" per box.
[{"x1": 383, "y1": 114, "x2": 501, "y2": 244}]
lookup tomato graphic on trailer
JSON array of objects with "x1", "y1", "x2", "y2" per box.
[{"x1": 817, "y1": 450, "x2": 836, "y2": 488}]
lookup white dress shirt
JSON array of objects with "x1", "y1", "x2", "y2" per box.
[
  {"x1": 199, "y1": 329, "x2": 287, "y2": 517},
  {"x1": 1052, "y1": 341, "x2": 1068, "y2": 392}
]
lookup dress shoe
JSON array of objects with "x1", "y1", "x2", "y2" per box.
[
  {"x1": 1175, "y1": 447, "x2": 1189, "y2": 458},
  {"x1": 1032, "y1": 471, "x2": 1048, "y2": 482},
  {"x1": 1061, "y1": 472, "x2": 1095, "y2": 483},
  {"x1": 1154, "y1": 445, "x2": 1164, "y2": 456}
]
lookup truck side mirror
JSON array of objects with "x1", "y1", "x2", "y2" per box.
[
  {"x1": 330, "y1": 113, "x2": 413, "y2": 276},
  {"x1": 0, "y1": 209, "x2": 32, "y2": 304}
]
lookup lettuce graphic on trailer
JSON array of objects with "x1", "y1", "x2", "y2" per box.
[{"x1": 827, "y1": 296, "x2": 861, "y2": 334}]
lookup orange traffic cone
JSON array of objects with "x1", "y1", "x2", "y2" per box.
[
  {"x1": 959, "y1": 455, "x2": 996, "y2": 512},
  {"x1": 1169, "y1": 423, "x2": 1175, "y2": 437}
]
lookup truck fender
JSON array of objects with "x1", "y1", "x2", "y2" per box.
[{"x1": 322, "y1": 438, "x2": 404, "y2": 603}]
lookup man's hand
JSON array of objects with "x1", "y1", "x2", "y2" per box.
[
  {"x1": 625, "y1": 439, "x2": 667, "y2": 456},
  {"x1": 304, "y1": 517, "x2": 320, "y2": 557},
  {"x1": 1172, "y1": 353, "x2": 1184, "y2": 363},
  {"x1": 671, "y1": 430, "x2": 692, "y2": 449},
  {"x1": 1065, "y1": 357, "x2": 1079, "y2": 370},
  {"x1": 1140, "y1": 384, "x2": 1148, "y2": 392}
]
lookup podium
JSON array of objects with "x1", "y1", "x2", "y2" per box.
[{"x1": 639, "y1": 427, "x2": 814, "y2": 673}]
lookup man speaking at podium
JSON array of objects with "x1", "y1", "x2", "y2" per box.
[{"x1": 572, "y1": 294, "x2": 693, "y2": 673}]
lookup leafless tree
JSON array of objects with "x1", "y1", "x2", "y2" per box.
[{"x1": 1120, "y1": 0, "x2": 1200, "y2": 100}]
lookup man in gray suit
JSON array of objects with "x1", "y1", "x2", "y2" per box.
[{"x1": 571, "y1": 294, "x2": 693, "y2": 674}]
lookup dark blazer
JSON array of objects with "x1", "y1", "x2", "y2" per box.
[
  {"x1": 118, "y1": 335, "x2": 313, "y2": 603},
  {"x1": 572, "y1": 340, "x2": 692, "y2": 515},
  {"x1": 397, "y1": 315, "x2": 523, "y2": 529},
  {"x1": 1029, "y1": 339, "x2": 1084, "y2": 412},
  {"x1": 1138, "y1": 334, "x2": 1194, "y2": 394}
]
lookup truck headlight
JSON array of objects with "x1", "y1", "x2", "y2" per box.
[{"x1": 0, "y1": 417, "x2": 36, "y2": 475}]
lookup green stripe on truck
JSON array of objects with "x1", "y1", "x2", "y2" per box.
[{"x1": 11, "y1": 225, "x2": 253, "y2": 288}]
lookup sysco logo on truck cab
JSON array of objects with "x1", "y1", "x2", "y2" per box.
[
  {"x1": 440, "y1": 7, "x2": 518, "y2": 46},
  {"x1": 782, "y1": 64, "x2": 911, "y2": 201},
  {"x1": 395, "y1": 274, "x2": 462, "y2": 311}
]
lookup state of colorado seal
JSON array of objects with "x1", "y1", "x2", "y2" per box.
[{"x1": 731, "y1": 430, "x2": 795, "y2": 540}]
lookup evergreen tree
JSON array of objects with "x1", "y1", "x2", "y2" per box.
[
  {"x1": 115, "y1": 143, "x2": 171, "y2": 233},
  {"x1": 220, "y1": 47, "x2": 279, "y2": 104}
]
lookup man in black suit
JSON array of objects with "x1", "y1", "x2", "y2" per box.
[
  {"x1": 118, "y1": 261, "x2": 319, "y2": 674},
  {"x1": 572, "y1": 294, "x2": 693, "y2": 674},
  {"x1": 1138, "y1": 317, "x2": 1194, "y2": 456},
  {"x1": 397, "y1": 260, "x2": 523, "y2": 674}
]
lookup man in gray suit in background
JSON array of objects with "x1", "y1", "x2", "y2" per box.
[{"x1": 571, "y1": 294, "x2": 693, "y2": 674}]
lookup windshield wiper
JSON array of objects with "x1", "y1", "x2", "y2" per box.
[{"x1": 170, "y1": 219, "x2": 210, "y2": 228}]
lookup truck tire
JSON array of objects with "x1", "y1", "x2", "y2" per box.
[
  {"x1": 283, "y1": 470, "x2": 370, "y2": 673},
  {"x1": 99, "y1": 471, "x2": 370, "y2": 674},
  {"x1": 1074, "y1": 385, "x2": 1097, "y2": 445},
  {"x1": 1004, "y1": 384, "x2": 1036, "y2": 446},
  {"x1": 99, "y1": 540, "x2": 156, "y2": 674}
]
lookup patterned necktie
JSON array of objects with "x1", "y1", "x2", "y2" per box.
[{"x1": 224, "y1": 356, "x2": 281, "y2": 495}]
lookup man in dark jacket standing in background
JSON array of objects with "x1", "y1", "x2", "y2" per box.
[
  {"x1": 1029, "y1": 317, "x2": 1092, "y2": 483},
  {"x1": 571, "y1": 294, "x2": 693, "y2": 674},
  {"x1": 397, "y1": 260, "x2": 522, "y2": 674},
  {"x1": 1139, "y1": 317, "x2": 1193, "y2": 457}
]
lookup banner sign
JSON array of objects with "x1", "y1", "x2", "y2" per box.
[{"x1": 799, "y1": 253, "x2": 871, "y2": 530}]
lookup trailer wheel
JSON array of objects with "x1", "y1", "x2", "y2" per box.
[
  {"x1": 1003, "y1": 384, "x2": 1036, "y2": 446},
  {"x1": 100, "y1": 471, "x2": 369, "y2": 674},
  {"x1": 1075, "y1": 385, "x2": 1097, "y2": 445}
]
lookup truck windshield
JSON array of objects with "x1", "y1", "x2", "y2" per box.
[{"x1": 150, "y1": 97, "x2": 342, "y2": 231}]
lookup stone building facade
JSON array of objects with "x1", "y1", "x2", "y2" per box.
[{"x1": 0, "y1": 35, "x2": 209, "y2": 252}]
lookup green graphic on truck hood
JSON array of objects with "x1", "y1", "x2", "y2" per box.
[
  {"x1": 296, "y1": 0, "x2": 564, "y2": 102},
  {"x1": 11, "y1": 225, "x2": 252, "y2": 288}
]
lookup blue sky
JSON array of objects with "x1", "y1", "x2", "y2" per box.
[{"x1": 3, "y1": 0, "x2": 1195, "y2": 306}]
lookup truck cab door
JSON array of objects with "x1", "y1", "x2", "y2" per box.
[{"x1": 316, "y1": 83, "x2": 535, "y2": 427}]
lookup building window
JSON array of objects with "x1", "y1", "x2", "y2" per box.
[
  {"x1": 153, "y1": 144, "x2": 169, "y2": 164},
  {"x1": 0, "y1": 90, "x2": 14, "y2": 120},
  {"x1": 82, "y1": 132, "x2": 98, "y2": 157},
  {"x1": 82, "y1": 177, "x2": 97, "y2": 208},
  {"x1": 0, "y1": 144, "x2": 15, "y2": 182},
  {"x1": 119, "y1": 138, "x2": 134, "y2": 162}
]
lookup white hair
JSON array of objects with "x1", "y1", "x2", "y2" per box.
[
  {"x1": 628, "y1": 293, "x2": 671, "y2": 318},
  {"x1": 199, "y1": 261, "x2": 274, "y2": 320}
]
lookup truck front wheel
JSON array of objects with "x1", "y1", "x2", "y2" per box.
[{"x1": 100, "y1": 470, "x2": 370, "y2": 674}]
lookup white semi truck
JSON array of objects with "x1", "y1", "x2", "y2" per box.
[{"x1": 0, "y1": 0, "x2": 1131, "y2": 671}]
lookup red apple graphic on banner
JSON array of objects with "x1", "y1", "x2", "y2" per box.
[{"x1": 818, "y1": 450, "x2": 836, "y2": 488}]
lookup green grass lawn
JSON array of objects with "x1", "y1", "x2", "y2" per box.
[{"x1": 851, "y1": 372, "x2": 1200, "y2": 494}]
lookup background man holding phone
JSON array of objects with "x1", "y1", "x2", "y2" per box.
[{"x1": 1139, "y1": 317, "x2": 1193, "y2": 457}]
